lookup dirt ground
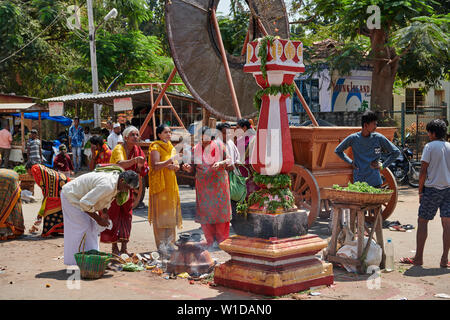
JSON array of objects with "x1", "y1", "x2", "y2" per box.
[{"x1": 0, "y1": 179, "x2": 449, "y2": 301}]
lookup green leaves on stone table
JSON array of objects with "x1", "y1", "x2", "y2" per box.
[
  {"x1": 13, "y1": 165, "x2": 27, "y2": 175},
  {"x1": 332, "y1": 182, "x2": 393, "y2": 194},
  {"x1": 237, "y1": 173, "x2": 295, "y2": 215},
  {"x1": 253, "y1": 172, "x2": 292, "y2": 189},
  {"x1": 236, "y1": 202, "x2": 248, "y2": 218},
  {"x1": 247, "y1": 188, "x2": 295, "y2": 213}
]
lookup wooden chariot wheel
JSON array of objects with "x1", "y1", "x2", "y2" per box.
[
  {"x1": 365, "y1": 167, "x2": 398, "y2": 223},
  {"x1": 132, "y1": 175, "x2": 146, "y2": 209},
  {"x1": 289, "y1": 165, "x2": 321, "y2": 227}
]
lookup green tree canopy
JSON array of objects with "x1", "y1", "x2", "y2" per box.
[
  {"x1": 0, "y1": 0, "x2": 176, "y2": 103},
  {"x1": 290, "y1": 0, "x2": 449, "y2": 111}
]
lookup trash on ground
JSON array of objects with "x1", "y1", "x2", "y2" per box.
[
  {"x1": 337, "y1": 238, "x2": 382, "y2": 273},
  {"x1": 120, "y1": 253, "x2": 130, "y2": 261},
  {"x1": 121, "y1": 262, "x2": 144, "y2": 272},
  {"x1": 309, "y1": 291, "x2": 321, "y2": 296},
  {"x1": 151, "y1": 251, "x2": 160, "y2": 260},
  {"x1": 434, "y1": 293, "x2": 450, "y2": 299},
  {"x1": 108, "y1": 264, "x2": 123, "y2": 272},
  {"x1": 177, "y1": 272, "x2": 190, "y2": 279},
  {"x1": 151, "y1": 267, "x2": 163, "y2": 274}
]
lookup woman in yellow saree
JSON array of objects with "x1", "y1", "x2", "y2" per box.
[
  {"x1": 0, "y1": 169, "x2": 24, "y2": 240},
  {"x1": 148, "y1": 124, "x2": 182, "y2": 255}
]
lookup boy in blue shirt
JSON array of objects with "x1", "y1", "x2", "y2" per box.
[
  {"x1": 335, "y1": 110, "x2": 400, "y2": 187},
  {"x1": 68, "y1": 117, "x2": 85, "y2": 173}
]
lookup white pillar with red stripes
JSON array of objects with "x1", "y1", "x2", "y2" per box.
[{"x1": 244, "y1": 38, "x2": 305, "y2": 175}]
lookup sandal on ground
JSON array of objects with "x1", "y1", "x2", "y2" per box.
[
  {"x1": 390, "y1": 225, "x2": 406, "y2": 232},
  {"x1": 400, "y1": 257, "x2": 422, "y2": 265},
  {"x1": 383, "y1": 220, "x2": 401, "y2": 228},
  {"x1": 401, "y1": 224, "x2": 415, "y2": 230}
]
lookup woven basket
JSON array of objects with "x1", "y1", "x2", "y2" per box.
[
  {"x1": 74, "y1": 234, "x2": 112, "y2": 279},
  {"x1": 19, "y1": 173, "x2": 34, "y2": 182},
  {"x1": 321, "y1": 188, "x2": 393, "y2": 205}
]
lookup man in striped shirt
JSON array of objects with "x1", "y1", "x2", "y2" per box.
[{"x1": 27, "y1": 129, "x2": 42, "y2": 164}]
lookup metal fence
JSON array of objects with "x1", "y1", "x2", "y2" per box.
[{"x1": 390, "y1": 104, "x2": 448, "y2": 161}]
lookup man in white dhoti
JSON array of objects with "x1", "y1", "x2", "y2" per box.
[{"x1": 61, "y1": 169, "x2": 139, "y2": 265}]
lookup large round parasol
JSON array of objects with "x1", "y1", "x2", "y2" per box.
[{"x1": 165, "y1": 0, "x2": 290, "y2": 121}]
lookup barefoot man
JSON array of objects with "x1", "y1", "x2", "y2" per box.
[
  {"x1": 401, "y1": 119, "x2": 450, "y2": 268},
  {"x1": 61, "y1": 169, "x2": 139, "y2": 266}
]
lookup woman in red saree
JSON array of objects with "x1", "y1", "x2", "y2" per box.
[
  {"x1": 0, "y1": 169, "x2": 24, "y2": 240},
  {"x1": 89, "y1": 135, "x2": 112, "y2": 170},
  {"x1": 27, "y1": 162, "x2": 69, "y2": 237},
  {"x1": 100, "y1": 126, "x2": 148, "y2": 255}
]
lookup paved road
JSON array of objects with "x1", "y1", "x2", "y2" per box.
[{"x1": 0, "y1": 183, "x2": 449, "y2": 300}]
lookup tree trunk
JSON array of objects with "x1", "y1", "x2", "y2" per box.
[{"x1": 370, "y1": 29, "x2": 399, "y2": 112}]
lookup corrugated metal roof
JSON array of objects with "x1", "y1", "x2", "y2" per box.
[
  {"x1": 0, "y1": 103, "x2": 37, "y2": 110},
  {"x1": 43, "y1": 89, "x2": 151, "y2": 102}
]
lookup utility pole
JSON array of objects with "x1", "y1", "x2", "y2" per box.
[{"x1": 87, "y1": 0, "x2": 101, "y2": 128}]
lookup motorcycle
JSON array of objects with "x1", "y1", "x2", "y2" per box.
[{"x1": 382, "y1": 134, "x2": 420, "y2": 187}]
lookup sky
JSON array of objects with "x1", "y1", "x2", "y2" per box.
[
  {"x1": 216, "y1": 0, "x2": 231, "y2": 15},
  {"x1": 216, "y1": 0, "x2": 295, "y2": 18}
]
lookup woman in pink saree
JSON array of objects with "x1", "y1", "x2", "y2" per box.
[{"x1": 182, "y1": 126, "x2": 232, "y2": 248}]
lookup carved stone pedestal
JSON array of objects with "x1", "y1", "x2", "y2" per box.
[{"x1": 214, "y1": 235, "x2": 333, "y2": 296}]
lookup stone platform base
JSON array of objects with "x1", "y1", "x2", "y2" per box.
[{"x1": 214, "y1": 235, "x2": 333, "y2": 296}]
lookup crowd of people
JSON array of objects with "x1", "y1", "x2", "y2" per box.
[
  {"x1": 0, "y1": 116, "x2": 259, "y2": 264},
  {"x1": 0, "y1": 113, "x2": 448, "y2": 270}
]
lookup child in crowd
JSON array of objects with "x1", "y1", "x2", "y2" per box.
[{"x1": 54, "y1": 144, "x2": 74, "y2": 177}]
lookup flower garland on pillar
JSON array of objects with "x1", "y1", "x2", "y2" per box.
[{"x1": 237, "y1": 35, "x2": 297, "y2": 216}]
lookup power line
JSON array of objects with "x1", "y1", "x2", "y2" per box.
[
  {"x1": 0, "y1": 13, "x2": 63, "y2": 64},
  {"x1": 0, "y1": 1, "x2": 87, "y2": 64}
]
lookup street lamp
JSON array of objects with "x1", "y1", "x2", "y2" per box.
[{"x1": 87, "y1": 2, "x2": 118, "y2": 127}]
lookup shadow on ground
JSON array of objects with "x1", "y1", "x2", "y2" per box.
[
  {"x1": 35, "y1": 269, "x2": 114, "y2": 281},
  {"x1": 403, "y1": 265, "x2": 450, "y2": 277}
]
